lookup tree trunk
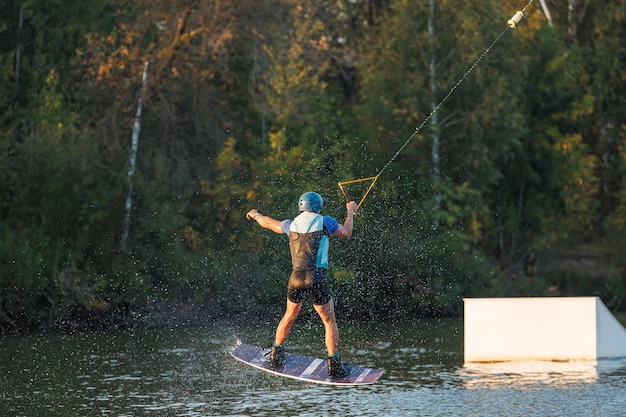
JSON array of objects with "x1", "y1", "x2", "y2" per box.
[
  {"x1": 15, "y1": 6, "x2": 23, "y2": 88},
  {"x1": 538, "y1": 0, "x2": 554, "y2": 26},
  {"x1": 122, "y1": 61, "x2": 149, "y2": 244},
  {"x1": 429, "y1": 0, "x2": 441, "y2": 230}
]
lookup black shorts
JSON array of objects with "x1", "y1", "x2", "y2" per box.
[{"x1": 287, "y1": 269, "x2": 332, "y2": 305}]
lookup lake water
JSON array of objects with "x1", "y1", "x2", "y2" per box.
[{"x1": 1, "y1": 316, "x2": 625, "y2": 416}]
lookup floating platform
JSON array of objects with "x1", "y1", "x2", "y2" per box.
[{"x1": 463, "y1": 297, "x2": 626, "y2": 363}]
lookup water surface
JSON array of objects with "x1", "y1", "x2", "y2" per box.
[{"x1": 1, "y1": 317, "x2": 625, "y2": 416}]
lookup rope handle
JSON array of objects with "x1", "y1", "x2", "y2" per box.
[
  {"x1": 338, "y1": 181, "x2": 350, "y2": 203},
  {"x1": 338, "y1": 175, "x2": 380, "y2": 210}
]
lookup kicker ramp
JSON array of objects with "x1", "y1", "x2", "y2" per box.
[{"x1": 464, "y1": 297, "x2": 626, "y2": 362}]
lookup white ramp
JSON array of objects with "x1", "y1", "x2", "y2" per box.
[{"x1": 464, "y1": 297, "x2": 626, "y2": 362}]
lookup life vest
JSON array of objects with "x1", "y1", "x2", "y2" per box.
[{"x1": 288, "y1": 212, "x2": 330, "y2": 270}]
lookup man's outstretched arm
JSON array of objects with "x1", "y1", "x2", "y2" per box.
[{"x1": 246, "y1": 209, "x2": 284, "y2": 234}]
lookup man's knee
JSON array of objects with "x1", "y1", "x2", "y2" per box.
[
  {"x1": 315, "y1": 302, "x2": 336, "y2": 324},
  {"x1": 284, "y1": 302, "x2": 302, "y2": 320},
  {"x1": 284, "y1": 311, "x2": 299, "y2": 323}
]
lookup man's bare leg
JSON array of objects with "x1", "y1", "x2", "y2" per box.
[
  {"x1": 314, "y1": 298, "x2": 339, "y2": 355},
  {"x1": 275, "y1": 298, "x2": 302, "y2": 346}
]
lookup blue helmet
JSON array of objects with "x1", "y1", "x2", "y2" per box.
[{"x1": 298, "y1": 192, "x2": 323, "y2": 213}]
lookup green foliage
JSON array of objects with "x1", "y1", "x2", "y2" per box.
[
  {"x1": 2, "y1": 0, "x2": 626, "y2": 332},
  {"x1": 600, "y1": 268, "x2": 625, "y2": 312}
]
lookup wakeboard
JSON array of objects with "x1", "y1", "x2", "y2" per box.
[{"x1": 231, "y1": 343, "x2": 384, "y2": 386}]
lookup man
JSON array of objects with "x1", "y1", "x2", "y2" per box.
[{"x1": 246, "y1": 191, "x2": 357, "y2": 378}]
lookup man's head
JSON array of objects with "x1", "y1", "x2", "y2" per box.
[{"x1": 298, "y1": 192, "x2": 323, "y2": 213}]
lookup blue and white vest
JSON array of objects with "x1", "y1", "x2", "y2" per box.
[{"x1": 288, "y1": 212, "x2": 330, "y2": 270}]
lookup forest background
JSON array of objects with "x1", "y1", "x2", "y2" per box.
[{"x1": 1, "y1": 0, "x2": 625, "y2": 333}]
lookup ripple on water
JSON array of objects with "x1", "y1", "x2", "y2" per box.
[{"x1": 2, "y1": 322, "x2": 626, "y2": 417}]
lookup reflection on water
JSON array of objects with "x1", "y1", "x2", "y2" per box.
[
  {"x1": 461, "y1": 358, "x2": 626, "y2": 392},
  {"x1": 461, "y1": 360, "x2": 601, "y2": 388},
  {"x1": 1, "y1": 318, "x2": 625, "y2": 417}
]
